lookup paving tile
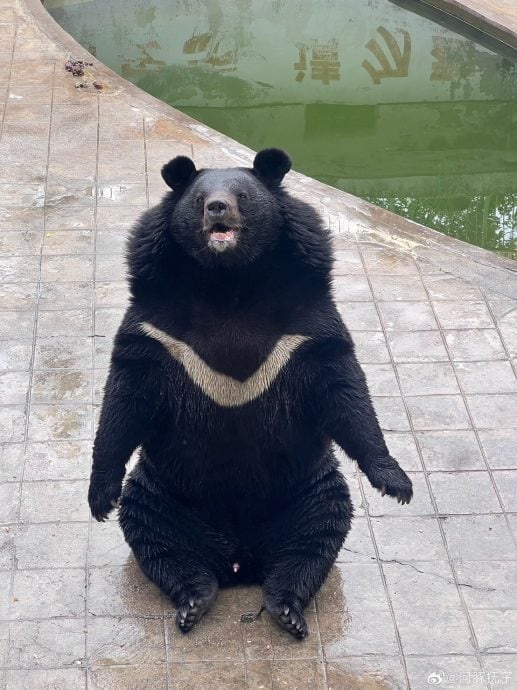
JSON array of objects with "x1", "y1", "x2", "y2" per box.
[
  {"x1": 8, "y1": 618, "x2": 86, "y2": 668},
  {"x1": 364, "y1": 472, "x2": 433, "y2": 516},
  {"x1": 498, "y1": 308, "x2": 517, "y2": 358},
  {"x1": 467, "y1": 394, "x2": 517, "y2": 429},
  {"x1": 95, "y1": 205, "x2": 146, "y2": 231},
  {"x1": 88, "y1": 616, "x2": 166, "y2": 667},
  {"x1": 423, "y1": 274, "x2": 483, "y2": 301},
  {"x1": 0, "y1": 570, "x2": 11, "y2": 618},
  {"x1": 362, "y1": 363, "x2": 399, "y2": 396},
  {"x1": 429, "y1": 472, "x2": 501, "y2": 514},
  {"x1": 395, "y1": 605, "x2": 474, "y2": 655},
  {"x1": 42, "y1": 229, "x2": 94, "y2": 255},
  {"x1": 455, "y1": 360, "x2": 517, "y2": 394},
  {"x1": 0, "y1": 283, "x2": 38, "y2": 311},
  {"x1": 478, "y1": 429, "x2": 517, "y2": 470},
  {"x1": 371, "y1": 516, "x2": 447, "y2": 561},
  {"x1": 372, "y1": 396, "x2": 411, "y2": 431},
  {"x1": 0, "y1": 340, "x2": 33, "y2": 370},
  {"x1": 0, "y1": 526, "x2": 15, "y2": 571},
  {"x1": 0, "y1": 310, "x2": 35, "y2": 339},
  {"x1": 88, "y1": 520, "x2": 131, "y2": 567},
  {"x1": 33, "y1": 337, "x2": 93, "y2": 370},
  {"x1": 480, "y1": 654, "x2": 517, "y2": 689},
  {"x1": 444, "y1": 329, "x2": 506, "y2": 361},
  {"x1": 433, "y1": 301, "x2": 494, "y2": 329},
  {"x1": 0, "y1": 229, "x2": 43, "y2": 255},
  {"x1": 22, "y1": 440, "x2": 92, "y2": 481},
  {"x1": 332, "y1": 275, "x2": 373, "y2": 301},
  {"x1": 492, "y1": 471, "x2": 517, "y2": 511},
  {"x1": 27, "y1": 402, "x2": 92, "y2": 441},
  {"x1": 44, "y1": 205, "x2": 95, "y2": 232},
  {"x1": 337, "y1": 517, "x2": 377, "y2": 563},
  {"x1": 337, "y1": 301, "x2": 381, "y2": 330},
  {"x1": 0, "y1": 406, "x2": 26, "y2": 442},
  {"x1": 166, "y1": 614, "x2": 245, "y2": 662},
  {"x1": 471, "y1": 610, "x2": 517, "y2": 653},
  {"x1": 325, "y1": 657, "x2": 406, "y2": 690},
  {"x1": 0, "y1": 482, "x2": 19, "y2": 523},
  {"x1": 241, "y1": 609, "x2": 321, "y2": 661},
  {"x1": 0, "y1": 370, "x2": 30, "y2": 404},
  {"x1": 316, "y1": 563, "x2": 387, "y2": 613},
  {"x1": 89, "y1": 665, "x2": 168, "y2": 690},
  {"x1": 0, "y1": 443, "x2": 24, "y2": 482},
  {"x1": 397, "y1": 362, "x2": 460, "y2": 396},
  {"x1": 387, "y1": 329, "x2": 449, "y2": 362},
  {"x1": 38, "y1": 281, "x2": 92, "y2": 310},
  {"x1": 383, "y1": 559, "x2": 460, "y2": 609},
  {"x1": 31, "y1": 370, "x2": 93, "y2": 403},
  {"x1": 95, "y1": 307, "x2": 125, "y2": 338},
  {"x1": 97, "y1": 182, "x2": 148, "y2": 206},
  {"x1": 20, "y1": 480, "x2": 89, "y2": 522},
  {"x1": 319, "y1": 608, "x2": 399, "y2": 657},
  {"x1": 361, "y1": 247, "x2": 418, "y2": 275},
  {"x1": 15, "y1": 522, "x2": 88, "y2": 568},
  {"x1": 40, "y1": 254, "x2": 94, "y2": 282},
  {"x1": 11, "y1": 568, "x2": 86, "y2": 619},
  {"x1": 384, "y1": 431, "x2": 422, "y2": 471},
  {"x1": 454, "y1": 561, "x2": 517, "y2": 610},
  {"x1": 442, "y1": 515, "x2": 516, "y2": 561},
  {"x1": 88, "y1": 560, "x2": 165, "y2": 617},
  {"x1": 95, "y1": 281, "x2": 130, "y2": 308},
  {"x1": 378, "y1": 301, "x2": 438, "y2": 330},
  {"x1": 350, "y1": 331, "x2": 391, "y2": 363},
  {"x1": 37, "y1": 309, "x2": 92, "y2": 336},
  {"x1": 370, "y1": 275, "x2": 427, "y2": 301},
  {"x1": 95, "y1": 254, "x2": 127, "y2": 282},
  {"x1": 406, "y1": 656, "x2": 485, "y2": 690},
  {"x1": 332, "y1": 249, "x2": 364, "y2": 275},
  {"x1": 406, "y1": 395, "x2": 471, "y2": 431},
  {"x1": 417, "y1": 430, "x2": 485, "y2": 470},
  {"x1": 5, "y1": 669, "x2": 86, "y2": 690},
  {"x1": 96, "y1": 228, "x2": 129, "y2": 255}
]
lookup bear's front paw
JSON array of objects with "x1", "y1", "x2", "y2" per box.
[
  {"x1": 88, "y1": 473, "x2": 123, "y2": 521},
  {"x1": 366, "y1": 456, "x2": 413, "y2": 505},
  {"x1": 265, "y1": 596, "x2": 308, "y2": 639}
]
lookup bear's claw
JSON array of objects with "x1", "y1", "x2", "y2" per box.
[
  {"x1": 175, "y1": 587, "x2": 216, "y2": 633},
  {"x1": 366, "y1": 456, "x2": 413, "y2": 505},
  {"x1": 266, "y1": 600, "x2": 308, "y2": 639}
]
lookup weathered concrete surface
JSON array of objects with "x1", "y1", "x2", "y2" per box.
[
  {"x1": 0, "y1": 0, "x2": 516, "y2": 688},
  {"x1": 421, "y1": 0, "x2": 517, "y2": 50}
]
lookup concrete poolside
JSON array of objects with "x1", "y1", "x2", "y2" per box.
[{"x1": 0, "y1": 0, "x2": 517, "y2": 688}]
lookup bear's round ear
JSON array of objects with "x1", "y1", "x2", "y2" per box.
[
  {"x1": 161, "y1": 156, "x2": 197, "y2": 191},
  {"x1": 252, "y1": 148, "x2": 291, "y2": 187}
]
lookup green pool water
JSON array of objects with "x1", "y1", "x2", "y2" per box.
[{"x1": 45, "y1": 0, "x2": 517, "y2": 259}]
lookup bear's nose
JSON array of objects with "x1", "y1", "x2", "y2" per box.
[{"x1": 206, "y1": 199, "x2": 229, "y2": 218}]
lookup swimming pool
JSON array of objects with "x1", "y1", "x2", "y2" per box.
[{"x1": 45, "y1": 0, "x2": 517, "y2": 259}]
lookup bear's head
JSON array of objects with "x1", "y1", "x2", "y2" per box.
[{"x1": 160, "y1": 148, "x2": 291, "y2": 267}]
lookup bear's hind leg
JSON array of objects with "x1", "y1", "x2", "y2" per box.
[
  {"x1": 119, "y1": 471, "x2": 234, "y2": 633},
  {"x1": 261, "y1": 467, "x2": 352, "y2": 639}
]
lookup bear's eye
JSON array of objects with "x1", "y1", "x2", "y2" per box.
[
  {"x1": 195, "y1": 195, "x2": 203, "y2": 206},
  {"x1": 238, "y1": 192, "x2": 248, "y2": 200}
]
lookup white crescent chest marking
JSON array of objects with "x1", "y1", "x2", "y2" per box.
[{"x1": 140, "y1": 321, "x2": 310, "y2": 408}]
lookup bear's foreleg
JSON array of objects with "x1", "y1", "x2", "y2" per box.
[
  {"x1": 321, "y1": 352, "x2": 413, "y2": 504},
  {"x1": 88, "y1": 358, "x2": 166, "y2": 521},
  {"x1": 261, "y1": 468, "x2": 352, "y2": 639}
]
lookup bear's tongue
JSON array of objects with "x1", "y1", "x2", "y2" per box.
[{"x1": 211, "y1": 229, "x2": 235, "y2": 242}]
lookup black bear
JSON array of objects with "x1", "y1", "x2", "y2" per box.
[{"x1": 88, "y1": 149, "x2": 412, "y2": 639}]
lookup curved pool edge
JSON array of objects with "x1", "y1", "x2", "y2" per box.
[{"x1": 23, "y1": 0, "x2": 517, "y2": 298}]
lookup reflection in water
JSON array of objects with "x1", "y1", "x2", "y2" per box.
[{"x1": 47, "y1": 0, "x2": 517, "y2": 258}]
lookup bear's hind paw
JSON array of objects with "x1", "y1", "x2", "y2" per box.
[
  {"x1": 266, "y1": 600, "x2": 308, "y2": 639},
  {"x1": 175, "y1": 589, "x2": 216, "y2": 633}
]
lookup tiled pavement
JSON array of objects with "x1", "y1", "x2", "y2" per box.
[{"x1": 1, "y1": 1, "x2": 517, "y2": 689}]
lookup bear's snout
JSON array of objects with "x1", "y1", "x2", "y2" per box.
[{"x1": 206, "y1": 198, "x2": 230, "y2": 218}]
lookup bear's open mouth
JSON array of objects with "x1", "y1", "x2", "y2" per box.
[{"x1": 207, "y1": 222, "x2": 239, "y2": 249}]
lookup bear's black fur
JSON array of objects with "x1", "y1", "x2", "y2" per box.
[{"x1": 88, "y1": 148, "x2": 412, "y2": 639}]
